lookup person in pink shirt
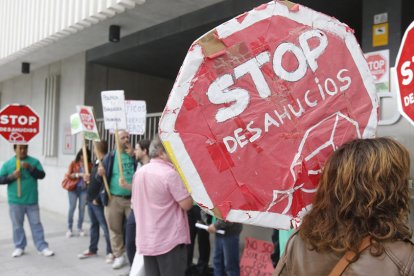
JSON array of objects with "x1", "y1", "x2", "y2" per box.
[{"x1": 132, "y1": 135, "x2": 193, "y2": 276}]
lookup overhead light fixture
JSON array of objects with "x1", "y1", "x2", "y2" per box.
[
  {"x1": 109, "y1": 25, "x2": 121, "y2": 43},
  {"x1": 22, "y1": 62, "x2": 30, "y2": 74}
]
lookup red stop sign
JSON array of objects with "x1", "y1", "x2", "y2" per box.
[
  {"x1": 0, "y1": 104, "x2": 40, "y2": 144},
  {"x1": 396, "y1": 21, "x2": 414, "y2": 124},
  {"x1": 79, "y1": 107, "x2": 95, "y2": 130},
  {"x1": 366, "y1": 54, "x2": 387, "y2": 81},
  {"x1": 160, "y1": 2, "x2": 378, "y2": 229}
]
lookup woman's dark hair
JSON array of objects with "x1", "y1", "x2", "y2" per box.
[
  {"x1": 75, "y1": 147, "x2": 91, "y2": 163},
  {"x1": 137, "y1": 139, "x2": 150, "y2": 154},
  {"x1": 95, "y1": 140, "x2": 108, "y2": 156},
  {"x1": 300, "y1": 137, "x2": 412, "y2": 259}
]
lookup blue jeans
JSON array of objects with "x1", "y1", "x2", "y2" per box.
[
  {"x1": 67, "y1": 186, "x2": 87, "y2": 230},
  {"x1": 87, "y1": 202, "x2": 112, "y2": 254},
  {"x1": 9, "y1": 204, "x2": 48, "y2": 251},
  {"x1": 125, "y1": 210, "x2": 136, "y2": 264},
  {"x1": 213, "y1": 234, "x2": 240, "y2": 276}
]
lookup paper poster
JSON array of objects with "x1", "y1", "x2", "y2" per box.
[
  {"x1": 101, "y1": 90, "x2": 127, "y2": 130},
  {"x1": 365, "y1": 49, "x2": 390, "y2": 92},
  {"x1": 240, "y1": 237, "x2": 274, "y2": 276},
  {"x1": 125, "y1": 100, "x2": 146, "y2": 135}
]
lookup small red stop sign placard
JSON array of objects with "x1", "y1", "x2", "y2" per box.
[
  {"x1": 366, "y1": 54, "x2": 387, "y2": 81},
  {"x1": 396, "y1": 21, "x2": 414, "y2": 124},
  {"x1": 0, "y1": 104, "x2": 40, "y2": 144},
  {"x1": 160, "y1": 1, "x2": 378, "y2": 229},
  {"x1": 79, "y1": 107, "x2": 95, "y2": 131}
]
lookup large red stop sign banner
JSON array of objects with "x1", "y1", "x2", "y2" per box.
[
  {"x1": 160, "y1": 1, "x2": 378, "y2": 229},
  {"x1": 396, "y1": 21, "x2": 414, "y2": 125}
]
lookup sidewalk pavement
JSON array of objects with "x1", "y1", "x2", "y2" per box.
[{"x1": 0, "y1": 200, "x2": 130, "y2": 276}]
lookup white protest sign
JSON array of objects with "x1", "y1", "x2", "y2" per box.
[
  {"x1": 70, "y1": 113, "x2": 82, "y2": 135},
  {"x1": 101, "y1": 90, "x2": 127, "y2": 130},
  {"x1": 76, "y1": 105, "x2": 100, "y2": 141},
  {"x1": 125, "y1": 100, "x2": 147, "y2": 135}
]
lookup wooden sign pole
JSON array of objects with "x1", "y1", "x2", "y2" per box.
[
  {"x1": 114, "y1": 128, "x2": 124, "y2": 181},
  {"x1": 16, "y1": 144, "x2": 21, "y2": 198}
]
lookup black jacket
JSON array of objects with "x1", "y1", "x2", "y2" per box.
[{"x1": 87, "y1": 161, "x2": 103, "y2": 203}]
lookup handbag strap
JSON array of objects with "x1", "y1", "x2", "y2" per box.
[{"x1": 328, "y1": 236, "x2": 371, "y2": 276}]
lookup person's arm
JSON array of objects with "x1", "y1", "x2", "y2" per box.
[
  {"x1": 95, "y1": 154, "x2": 110, "y2": 183},
  {"x1": 178, "y1": 195, "x2": 193, "y2": 211},
  {"x1": 0, "y1": 169, "x2": 20, "y2": 184},
  {"x1": 119, "y1": 178, "x2": 132, "y2": 190},
  {"x1": 214, "y1": 218, "x2": 232, "y2": 230},
  {"x1": 22, "y1": 161, "x2": 45, "y2": 179}
]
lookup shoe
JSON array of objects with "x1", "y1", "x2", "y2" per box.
[
  {"x1": 112, "y1": 255, "x2": 126, "y2": 269},
  {"x1": 66, "y1": 230, "x2": 73, "y2": 238},
  {"x1": 106, "y1": 253, "x2": 115, "y2": 264},
  {"x1": 78, "y1": 229, "x2": 86, "y2": 237},
  {"x1": 78, "y1": 250, "x2": 97, "y2": 259},
  {"x1": 40, "y1": 248, "x2": 55, "y2": 257},
  {"x1": 11, "y1": 248, "x2": 24, "y2": 257}
]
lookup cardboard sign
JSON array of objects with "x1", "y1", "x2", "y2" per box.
[
  {"x1": 125, "y1": 100, "x2": 147, "y2": 135},
  {"x1": 365, "y1": 49, "x2": 389, "y2": 92},
  {"x1": 76, "y1": 105, "x2": 100, "y2": 141},
  {"x1": 70, "y1": 113, "x2": 82, "y2": 135},
  {"x1": 101, "y1": 90, "x2": 127, "y2": 130},
  {"x1": 159, "y1": 1, "x2": 378, "y2": 229},
  {"x1": 240, "y1": 237, "x2": 274, "y2": 276},
  {"x1": 0, "y1": 104, "x2": 40, "y2": 144}
]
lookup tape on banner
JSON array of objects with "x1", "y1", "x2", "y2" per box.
[{"x1": 163, "y1": 141, "x2": 192, "y2": 193}]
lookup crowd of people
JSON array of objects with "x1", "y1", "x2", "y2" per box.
[{"x1": 1, "y1": 136, "x2": 414, "y2": 276}]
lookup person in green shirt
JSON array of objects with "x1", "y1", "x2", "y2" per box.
[
  {"x1": 0, "y1": 144, "x2": 54, "y2": 258},
  {"x1": 97, "y1": 130, "x2": 136, "y2": 269}
]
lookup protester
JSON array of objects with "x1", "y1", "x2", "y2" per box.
[
  {"x1": 274, "y1": 137, "x2": 414, "y2": 275},
  {"x1": 65, "y1": 147, "x2": 92, "y2": 238},
  {"x1": 77, "y1": 140, "x2": 113, "y2": 263},
  {"x1": 0, "y1": 144, "x2": 54, "y2": 257},
  {"x1": 207, "y1": 218, "x2": 243, "y2": 276},
  {"x1": 187, "y1": 205, "x2": 212, "y2": 275},
  {"x1": 124, "y1": 139, "x2": 150, "y2": 266},
  {"x1": 133, "y1": 135, "x2": 193, "y2": 276},
  {"x1": 97, "y1": 130, "x2": 136, "y2": 269},
  {"x1": 270, "y1": 229, "x2": 280, "y2": 268}
]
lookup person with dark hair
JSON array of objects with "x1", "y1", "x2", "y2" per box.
[
  {"x1": 0, "y1": 144, "x2": 54, "y2": 257},
  {"x1": 97, "y1": 130, "x2": 136, "y2": 269},
  {"x1": 186, "y1": 205, "x2": 212, "y2": 276},
  {"x1": 124, "y1": 139, "x2": 150, "y2": 268},
  {"x1": 65, "y1": 147, "x2": 92, "y2": 238},
  {"x1": 207, "y1": 218, "x2": 243, "y2": 276},
  {"x1": 77, "y1": 140, "x2": 113, "y2": 263},
  {"x1": 274, "y1": 137, "x2": 414, "y2": 275},
  {"x1": 133, "y1": 135, "x2": 193, "y2": 276},
  {"x1": 270, "y1": 229, "x2": 280, "y2": 268}
]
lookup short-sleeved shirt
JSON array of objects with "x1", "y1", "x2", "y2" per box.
[
  {"x1": 0, "y1": 155, "x2": 44, "y2": 205},
  {"x1": 110, "y1": 151, "x2": 134, "y2": 196},
  {"x1": 133, "y1": 158, "x2": 190, "y2": 256}
]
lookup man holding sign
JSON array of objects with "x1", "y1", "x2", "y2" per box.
[
  {"x1": 97, "y1": 130, "x2": 136, "y2": 269},
  {"x1": 0, "y1": 144, "x2": 54, "y2": 258}
]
